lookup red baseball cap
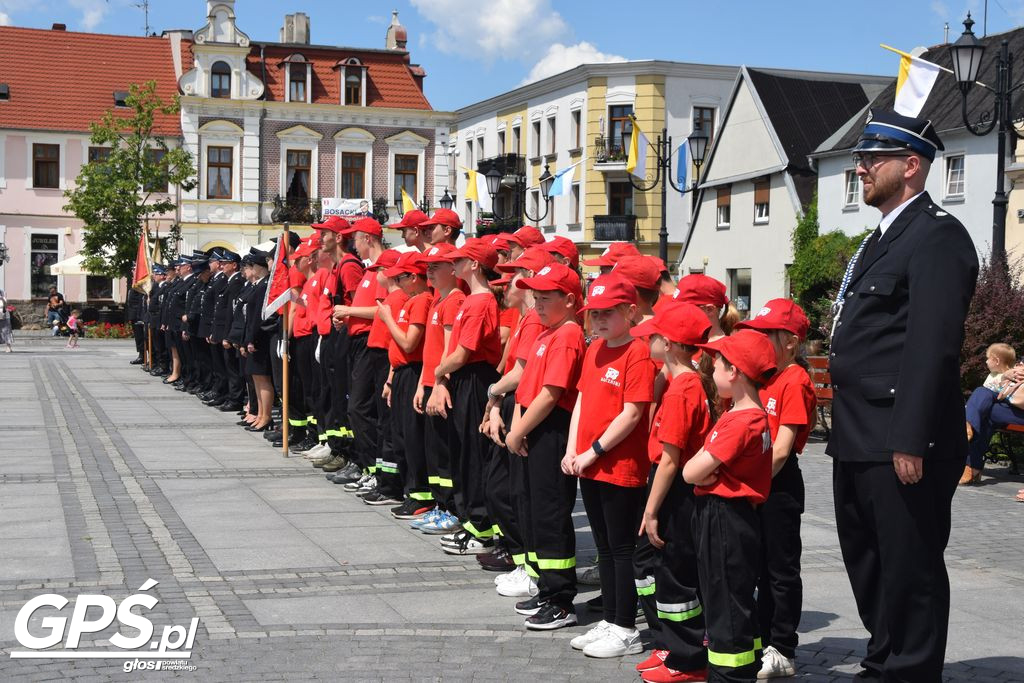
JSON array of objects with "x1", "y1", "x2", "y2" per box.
[
  {"x1": 612, "y1": 255, "x2": 662, "y2": 291},
  {"x1": 421, "y1": 208, "x2": 462, "y2": 230},
  {"x1": 489, "y1": 234, "x2": 513, "y2": 252},
  {"x1": 383, "y1": 250, "x2": 427, "y2": 278},
  {"x1": 515, "y1": 262, "x2": 583, "y2": 299},
  {"x1": 631, "y1": 302, "x2": 711, "y2": 345},
  {"x1": 311, "y1": 215, "x2": 351, "y2": 234},
  {"x1": 342, "y1": 217, "x2": 384, "y2": 237},
  {"x1": 579, "y1": 273, "x2": 638, "y2": 312},
  {"x1": 698, "y1": 329, "x2": 778, "y2": 383},
  {"x1": 540, "y1": 235, "x2": 580, "y2": 269},
  {"x1": 448, "y1": 237, "x2": 499, "y2": 271},
  {"x1": 388, "y1": 210, "x2": 429, "y2": 230},
  {"x1": 513, "y1": 225, "x2": 545, "y2": 247},
  {"x1": 291, "y1": 234, "x2": 321, "y2": 259},
  {"x1": 583, "y1": 242, "x2": 641, "y2": 267},
  {"x1": 491, "y1": 274, "x2": 513, "y2": 287},
  {"x1": 674, "y1": 274, "x2": 728, "y2": 307},
  {"x1": 735, "y1": 298, "x2": 810, "y2": 340},
  {"x1": 418, "y1": 242, "x2": 459, "y2": 263},
  {"x1": 366, "y1": 248, "x2": 402, "y2": 271},
  {"x1": 496, "y1": 246, "x2": 554, "y2": 273}
]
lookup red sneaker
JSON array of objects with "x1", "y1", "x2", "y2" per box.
[
  {"x1": 636, "y1": 649, "x2": 669, "y2": 672},
  {"x1": 640, "y1": 664, "x2": 708, "y2": 683}
]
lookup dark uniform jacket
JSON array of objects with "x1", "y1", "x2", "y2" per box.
[
  {"x1": 184, "y1": 276, "x2": 207, "y2": 336},
  {"x1": 165, "y1": 275, "x2": 190, "y2": 332},
  {"x1": 243, "y1": 277, "x2": 269, "y2": 348},
  {"x1": 212, "y1": 272, "x2": 244, "y2": 343},
  {"x1": 227, "y1": 281, "x2": 252, "y2": 346},
  {"x1": 125, "y1": 289, "x2": 145, "y2": 323},
  {"x1": 197, "y1": 272, "x2": 226, "y2": 339},
  {"x1": 148, "y1": 280, "x2": 164, "y2": 323},
  {"x1": 826, "y1": 192, "x2": 979, "y2": 462}
]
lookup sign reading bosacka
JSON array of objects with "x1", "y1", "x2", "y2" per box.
[
  {"x1": 10, "y1": 579, "x2": 199, "y2": 672},
  {"x1": 321, "y1": 197, "x2": 373, "y2": 218}
]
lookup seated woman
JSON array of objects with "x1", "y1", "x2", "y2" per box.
[{"x1": 964, "y1": 343, "x2": 1024, "y2": 485}]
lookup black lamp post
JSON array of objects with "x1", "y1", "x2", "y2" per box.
[
  {"x1": 621, "y1": 117, "x2": 709, "y2": 264},
  {"x1": 485, "y1": 164, "x2": 555, "y2": 224},
  {"x1": 439, "y1": 188, "x2": 455, "y2": 210},
  {"x1": 949, "y1": 12, "x2": 1023, "y2": 261}
]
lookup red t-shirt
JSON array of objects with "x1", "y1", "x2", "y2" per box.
[
  {"x1": 288, "y1": 266, "x2": 306, "y2": 289},
  {"x1": 505, "y1": 309, "x2": 546, "y2": 374},
  {"x1": 759, "y1": 363, "x2": 816, "y2": 455},
  {"x1": 447, "y1": 292, "x2": 502, "y2": 367},
  {"x1": 648, "y1": 371, "x2": 712, "y2": 465},
  {"x1": 291, "y1": 270, "x2": 313, "y2": 338},
  {"x1": 515, "y1": 322, "x2": 585, "y2": 413},
  {"x1": 421, "y1": 289, "x2": 466, "y2": 387},
  {"x1": 369, "y1": 289, "x2": 408, "y2": 350},
  {"x1": 310, "y1": 267, "x2": 334, "y2": 336},
  {"x1": 697, "y1": 408, "x2": 772, "y2": 504},
  {"x1": 500, "y1": 306, "x2": 521, "y2": 331},
  {"x1": 349, "y1": 270, "x2": 386, "y2": 337},
  {"x1": 337, "y1": 257, "x2": 364, "y2": 305},
  {"x1": 388, "y1": 291, "x2": 433, "y2": 368},
  {"x1": 575, "y1": 338, "x2": 656, "y2": 487}
]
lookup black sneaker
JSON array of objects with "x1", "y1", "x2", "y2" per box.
[
  {"x1": 514, "y1": 594, "x2": 547, "y2": 616},
  {"x1": 525, "y1": 603, "x2": 577, "y2": 631},
  {"x1": 328, "y1": 462, "x2": 362, "y2": 484},
  {"x1": 390, "y1": 499, "x2": 435, "y2": 520},
  {"x1": 362, "y1": 490, "x2": 403, "y2": 506}
]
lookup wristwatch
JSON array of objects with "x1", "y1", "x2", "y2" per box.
[{"x1": 487, "y1": 383, "x2": 503, "y2": 400}]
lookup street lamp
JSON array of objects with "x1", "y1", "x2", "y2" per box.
[
  {"x1": 620, "y1": 117, "x2": 709, "y2": 263},
  {"x1": 486, "y1": 164, "x2": 554, "y2": 223},
  {"x1": 949, "y1": 12, "x2": 1023, "y2": 261},
  {"x1": 439, "y1": 188, "x2": 455, "y2": 210}
]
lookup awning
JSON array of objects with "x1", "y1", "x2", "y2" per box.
[{"x1": 48, "y1": 249, "x2": 114, "y2": 276}]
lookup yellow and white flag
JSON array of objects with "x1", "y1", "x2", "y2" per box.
[
  {"x1": 400, "y1": 187, "x2": 417, "y2": 215},
  {"x1": 462, "y1": 167, "x2": 492, "y2": 212},
  {"x1": 625, "y1": 116, "x2": 648, "y2": 179},
  {"x1": 884, "y1": 45, "x2": 942, "y2": 118}
]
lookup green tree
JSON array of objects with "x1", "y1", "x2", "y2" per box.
[{"x1": 64, "y1": 81, "x2": 196, "y2": 281}]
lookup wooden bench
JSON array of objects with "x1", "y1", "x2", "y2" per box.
[{"x1": 807, "y1": 356, "x2": 833, "y2": 439}]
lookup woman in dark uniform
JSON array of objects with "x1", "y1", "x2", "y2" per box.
[
  {"x1": 243, "y1": 248, "x2": 274, "y2": 432},
  {"x1": 229, "y1": 257, "x2": 257, "y2": 424}
]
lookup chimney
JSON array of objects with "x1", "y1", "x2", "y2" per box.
[
  {"x1": 385, "y1": 10, "x2": 407, "y2": 50},
  {"x1": 52, "y1": 23, "x2": 67, "y2": 31},
  {"x1": 280, "y1": 12, "x2": 310, "y2": 44}
]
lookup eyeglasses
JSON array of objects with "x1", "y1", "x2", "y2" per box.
[{"x1": 852, "y1": 152, "x2": 910, "y2": 169}]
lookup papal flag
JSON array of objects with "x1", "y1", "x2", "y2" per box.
[
  {"x1": 885, "y1": 45, "x2": 942, "y2": 118},
  {"x1": 400, "y1": 186, "x2": 418, "y2": 215},
  {"x1": 462, "y1": 167, "x2": 492, "y2": 212},
  {"x1": 132, "y1": 228, "x2": 152, "y2": 294},
  {"x1": 625, "y1": 116, "x2": 648, "y2": 179}
]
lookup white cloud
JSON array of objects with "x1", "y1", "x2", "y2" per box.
[
  {"x1": 521, "y1": 41, "x2": 627, "y2": 85},
  {"x1": 69, "y1": 0, "x2": 109, "y2": 31},
  {"x1": 409, "y1": 0, "x2": 568, "y2": 61},
  {"x1": 0, "y1": 11, "x2": 10, "y2": 25}
]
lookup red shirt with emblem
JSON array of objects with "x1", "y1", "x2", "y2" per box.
[
  {"x1": 310, "y1": 267, "x2": 334, "y2": 336},
  {"x1": 575, "y1": 338, "x2": 656, "y2": 487},
  {"x1": 337, "y1": 256, "x2": 365, "y2": 304},
  {"x1": 648, "y1": 371, "x2": 712, "y2": 465},
  {"x1": 422, "y1": 289, "x2": 466, "y2": 387},
  {"x1": 505, "y1": 309, "x2": 546, "y2": 374},
  {"x1": 291, "y1": 269, "x2": 313, "y2": 338},
  {"x1": 697, "y1": 408, "x2": 772, "y2": 503},
  {"x1": 447, "y1": 292, "x2": 502, "y2": 367},
  {"x1": 348, "y1": 270, "x2": 386, "y2": 337},
  {"x1": 500, "y1": 306, "x2": 521, "y2": 332},
  {"x1": 388, "y1": 291, "x2": 433, "y2": 367},
  {"x1": 515, "y1": 322, "x2": 585, "y2": 413},
  {"x1": 369, "y1": 289, "x2": 408, "y2": 350},
  {"x1": 758, "y1": 363, "x2": 816, "y2": 455}
]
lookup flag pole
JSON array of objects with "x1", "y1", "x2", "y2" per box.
[{"x1": 281, "y1": 222, "x2": 291, "y2": 457}]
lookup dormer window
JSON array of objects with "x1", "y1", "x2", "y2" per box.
[
  {"x1": 113, "y1": 91, "x2": 129, "y2": 108},
  {"x1": 290, "y1": 71, "x2": 306, "y2": 103},
  {"x1": 283, "y1": 54, "x2": 311, "y2": 104},
  {"x1": 211, "y1": 61, "x2": 231, "y2": 99},
  {"x1": 345, "y1": 72, "x2": 361, "y2": 106},
  {"x1": 0, "y1": 84, "x2": 10, "y2": 101},
  {"x1": 337, "y1": 57, "x2": 366, "y2": 107}
]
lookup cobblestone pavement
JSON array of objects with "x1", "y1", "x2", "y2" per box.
[{"x1": 1, "y1": 339, "x2": 1023, "y2": 681}]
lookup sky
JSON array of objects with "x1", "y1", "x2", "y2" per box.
[{"x1": 2, "y1": 0, "x2": 1024, "y2": 111}]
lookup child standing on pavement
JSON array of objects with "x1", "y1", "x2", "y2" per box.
[
  {"x1": 735, "y1": 300, "x2": 815, "y2": 679},
  {"x1": 66, "y1": 309, "x2": 81, "y2": 349},
  {"x1": 564, "y1": 274, "x2": 656, "y2": 655},
  {"x1": 683, "y1": 330, "x2": 777, "y2": 683}
]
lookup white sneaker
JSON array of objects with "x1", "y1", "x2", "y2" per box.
[
  {"x1": 757, "y1": 645, "x2": 796, "y2": 679},
  {"x1": 577, "y1": 564, "x2": 601, "y2": 586},
  {"x1": 569, "y1": 620, "x2": 610, "y2": 650},
  {"x1": 496, "y1": 569, "x2": 537, "y2": 598},
  {"x1": 582, "y1": 626, "x2": 643, "y2": 658},
  {"x1": 495, "y1": 566, "x2": 524, "y2": 586},
  {"x1": 304, "y1": 444, "x2": 330, "y2": 459}
]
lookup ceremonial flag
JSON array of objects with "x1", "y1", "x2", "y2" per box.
[
  {"x1": 547, "y1": 164, "x2": 577, "y2": 198},
  {"x1": 400, "y1": 186, "x2": 418, "y2": 215},
  {"x1": 150, "y1": 235, "x2": 163, "y2": 268},
  {"x1": 131, "y1": 228, "x2": 152, "y2": 294},
  {"x1": 625, "y1": 116, "x2": 648, "y2": 179},
  {"x1": 676, "y1": 140, "x2": 689, "y2": 194},
  {"x1": 262, "y1": 233, "x2": 295, "y2": 319},
  {"x1": 462, "y1": 167, "x2": 492, "y2": 212},
  {"x1": 883, "y1": 45, "x2": 942, "y2": 118}
]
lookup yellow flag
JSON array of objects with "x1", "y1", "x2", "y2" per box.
[
  {"x1": 464, "y1": 170, "x2": 479, "y2": 204},
  {"x1": 401, "y1": 187, "x2": 417, "y2": 214},
  {"x1": 625, "y1": 116, "x2": 648, "y2": 179}
]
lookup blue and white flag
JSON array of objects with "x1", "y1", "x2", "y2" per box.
[
  {"x1": 676, "y1": 140, "x2": 688, "y2": 194},
  {"x1": 547, "y1": 164, "x2": 576, "y2": 198}
]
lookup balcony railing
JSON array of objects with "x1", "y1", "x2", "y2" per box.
[
  {"x1": 593, "y1": 135, "x2": 627, "y2": 164},
  {"x1": 593, "y1": 214, "x2": 637, "y2": 242},
  {"x1": 270, "y1": 194, "x2": 322, "y2": 224},
  {"x1": 476, "y1": 153, "x2": 527, "y2": 177}
]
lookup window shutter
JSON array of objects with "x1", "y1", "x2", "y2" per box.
[
  {"x1": 754, "y1": 179, "x2": 770, "y2": 204},
  {"x1": 717, "y1": 185, "x2": 731, "y2": 207}
]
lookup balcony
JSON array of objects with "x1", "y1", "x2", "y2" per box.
[
  {"x1": 270, "y1": 194, "x2": 323, "y2": 224},
  {"x1": 593, "y1": 215, "x2": 637, "y2": 242},
  {"x1": 476, "y1": 153, "x2": 527, "y2": 178},
  {"x1": 592, "y1": 135, "x2": 628, "y2": 172}
]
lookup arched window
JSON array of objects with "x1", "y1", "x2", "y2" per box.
[{"x1": 211, "y1": 61, "x2": 231, "y2": 99}]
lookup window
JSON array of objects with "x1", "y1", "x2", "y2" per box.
[
  {"x1": 341, "y1": 152, "x2": 365, "y2": 198},
  {"x1": 211, "y1": 61, "x2": 231, "y2": 99},
  {"x1": 546, "y1": 115, "x2": 556, "y2": 155},
  {"x1": 511, "y1": 125, "x2": 521, "y2": 154},
  {"x1": 608, "y1": 105, "x2": 634, "y2": 156},
  {"x1": 465, "y1": 140, "x2": 474, "y2": 169},
  {"x1": 545, "y1": 190, "x2": 555, "y2": 227},
  {"x1": 716, "y1": 185, "x2": 731, "y2": 228},
  {"x1": 30, "y1": 234, "x2": 59, "y2": 298},
  {"x1": 289, "y1": 66, "x2": 307, "y2": 103},
  {"x1": 206, "y1": 146, "x2": 232, "y2": 199},
  {"x1": 86, "y1": 276, "x2": 113, "y2": 300},
  {"x1": 476, "y1": 137, "x2": 484, "y2": 164},
  {"x1": 608, "y1": 181, "x2": 633, "y2": 216},
  {"x1": 285, "y1": 149, "x2": 311, "y2": 199},
  {"x1": 498, "y1": 130, "x2": 506, "y2": 154},
  {"x1": 531, "y1": 120, "x2": 541, "y2": 158},
  {"x1": 345, "y1": 70, "x2": 361, "y2": 106},
  {"x1": 945, "y1": 154, "x2": 965, "y2": 198},
  {"x1": 33, "y1": 143, "x2": 59, "y2": 188},
  {"x1": 843, "y1": 169, "x2": 860, "y2": 207},
  {"x1": 87, "y1": 147, "x2": 110, "y2": 163},
  {"x1": 144, "y1": 148, "x2": 168, "y2": 193},
  {"x1": 394, "y1": 154, "x2": 418, "y2": 205},
  {"x1": 465, "y1": 200, "x2": 474, "y2": 232},
  {"x1": 571, "y1": 110, "x2": 581, "y2": 149},
  {"x1": 753, "y1": 178, "x2": 770, "y2": 223},
  {"x1": 727, "y1": 268, "x2": 752, "y2": 318},
  {"x1": 530, "y1": 190, "x2": 541, "y2": 226},
  {"x1": 571, "y1": 183, "x2": 580, "y2": 224},
  {"x1": 693, "y1": 106, "x2": 715, "y2": 148}
]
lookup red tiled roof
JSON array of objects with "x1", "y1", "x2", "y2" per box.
[
  {"x1": 248, "y1": 44, "x2": 431, "y2": 110},
  {"x1": 0, "y1": 26, "x2": 190, "y2": 136}
]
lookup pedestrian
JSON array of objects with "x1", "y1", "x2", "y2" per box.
[
  {"x1": 828, "y1": 108, "x2": 979, "y2": 681},
  {"x1": 65, "y1": 308, "x2": 81, "y2": 349},
  {"x1": 683, "y1": 330, "x2": 777, "y2": 682},
  {"x1": 0, "y1": 289, "x2": 14, "y2": 352},
  {"x1": 242, "y1": 248, "x2": 273, "y2": 432}
]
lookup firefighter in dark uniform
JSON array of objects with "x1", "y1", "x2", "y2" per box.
[
  {"x1": 211, "y1": 249, "x2": 245, "y2": 411},
  {"x1": 827, "y1": 109, "x2": 978, "y2": 682},
  {"x1": 164, "y1": 256, "x2": 192, "y2": 386},
  {"x1": 126, "y1": 283, "x2": 146, "y2": 364},
  {"x1": 198, "y1": 249, "x2": 229, "y2": 406},
  {"x1": 183, "y1": 254, "x2": 212, "y2": 394},
  {"x1": 144, "y1": 264, "x2": 168, "y2": 374}
]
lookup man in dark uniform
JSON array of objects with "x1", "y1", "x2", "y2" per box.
[
  {"x1": 184, "y1": 255, "x2": 213, "y2": 395},
  {"x1": 144, "y1": 265, "x2": 167, "y2": 373},
  {"x1": 212, "y1": 249, "x2": 245, "y2": 411},
  {"x1": 126, "y1": 284, "x2": 146, "y2": 364},
  {"x1": 165, "y1": 256, "x2": 193, "y2": 386},
  {"x1": 199, "y1": 249, "x2": 228, "y2": 405},
  {"x1": 827, "y1": 109, "x2": 978, "y2": 682}
]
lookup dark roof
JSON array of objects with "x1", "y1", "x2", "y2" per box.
[{"x1": 823, "y1": 24, "x2": 1024, "y2": 153}]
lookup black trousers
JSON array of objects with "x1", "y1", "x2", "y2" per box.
[
  {"x1": 150, "y1": 325, "x2": 167, "y2": 369},
  {"x1": 757, "y1": 455, "x2": 804, "y2": 660},
  {"x1": 193, "y1": 336, "x2": 212, "y2": 390},
  {"x1": 314, "y1": 334, "x2": 332, "y2": 444},
  {"x1": 371, "y1": 349, "x2": 395, "y2": 480},
  {"x1": 523, "y1": 406, "x2": 577, "y2": 608},
  {"x1": 391, "y1": 363, "x2": 429, "y2": 501},
  {"x1": 325, "y1": 328, "x2": 353, "y2": 451},
  {"x1": 580, "y1": 477, "x2": 645, "y2": 629},
  {"x1": 294, "y1": 335, "x2": 317, "y2": 433},
  {"x1": 132, "y1": 321, "x2": 145, "y2": 356},
  {"x1": 423, "y1": 387, "x2": 457, "y2": 513},
  {"x1": 486, "y1": 394, "x2": 520, "y2": 551},
  {"x1": 833, "y1": 457, "x2": 960, "y2": 682},
  {"x1": 224, "y1": 346, "x2": 245, "y2": 404},
  {"x1": 178, "y1": 332, "x2": 193, "y2": 381},
  {"x1": 449, "y1": 362, "x2": 500, "y2": 540},
  {"x1": 694, "y1": 495, "x2": 761, "y2": 682},
  {"x1": 208, "y1": 339, "x2": 227, "y2": 397},
  {"x1": 347, "y1": 334, "x2": 380, "y2": 470}
]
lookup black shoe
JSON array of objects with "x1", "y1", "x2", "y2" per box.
[
  {"x1": 515, "y1": 595, "x2": 547, "y2": 616},
  {"x1": 585, "y1": 594, "x2": 603, "y2": 609},
  {"x1": 218, "y1": 403, "x2": 243, "y2": 412},
  {"x1": 477, "y1": 546, "x2": 515, "y2": 572},
  {"x1": 524, "y1": 604, "x2": 577, "y2": 631},
  {"x1": 245, "y1": 423, "x2": 271, "y2": 433},
  {"x1": 202, "y1": 396, "x2": 225, "y2": 406},
  {"x1": 362, "y1": 490, "x2": 403, "y2": 506},
  {"x1": 264, "y1": 430, "x2": 282, "y2": 442},
  {"x1": 390, "y1": 499, "x2": 435, "y2": 519},
  {"x1": 329, "y1": 462, "x2": 363, "y2": 484},
  {"x1": 162, "y1": 377, "x2": 178, "y2": 385},
  {"x1": 130, "y1": 357, "x2": 144, "y2": 365},
  {"x1": 291, "y1": 437, "x2": 319, "y2": 453}
]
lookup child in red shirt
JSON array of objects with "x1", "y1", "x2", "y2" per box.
[
  {"x1": 631, "y1": 302, "x2": 717, "y2": 682},
  {"x1": 735, "y1": 299, "x2": 815, "y2": 678},
  {"x1": 683, "y1": 330, "x2": 777, "y2": 682},
  {"x1": 563, "y1": 273, "x2": 654, "y2": 656},
  {"x1": 505, "y1": 262, "x2": 586, "y2": 631}
]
